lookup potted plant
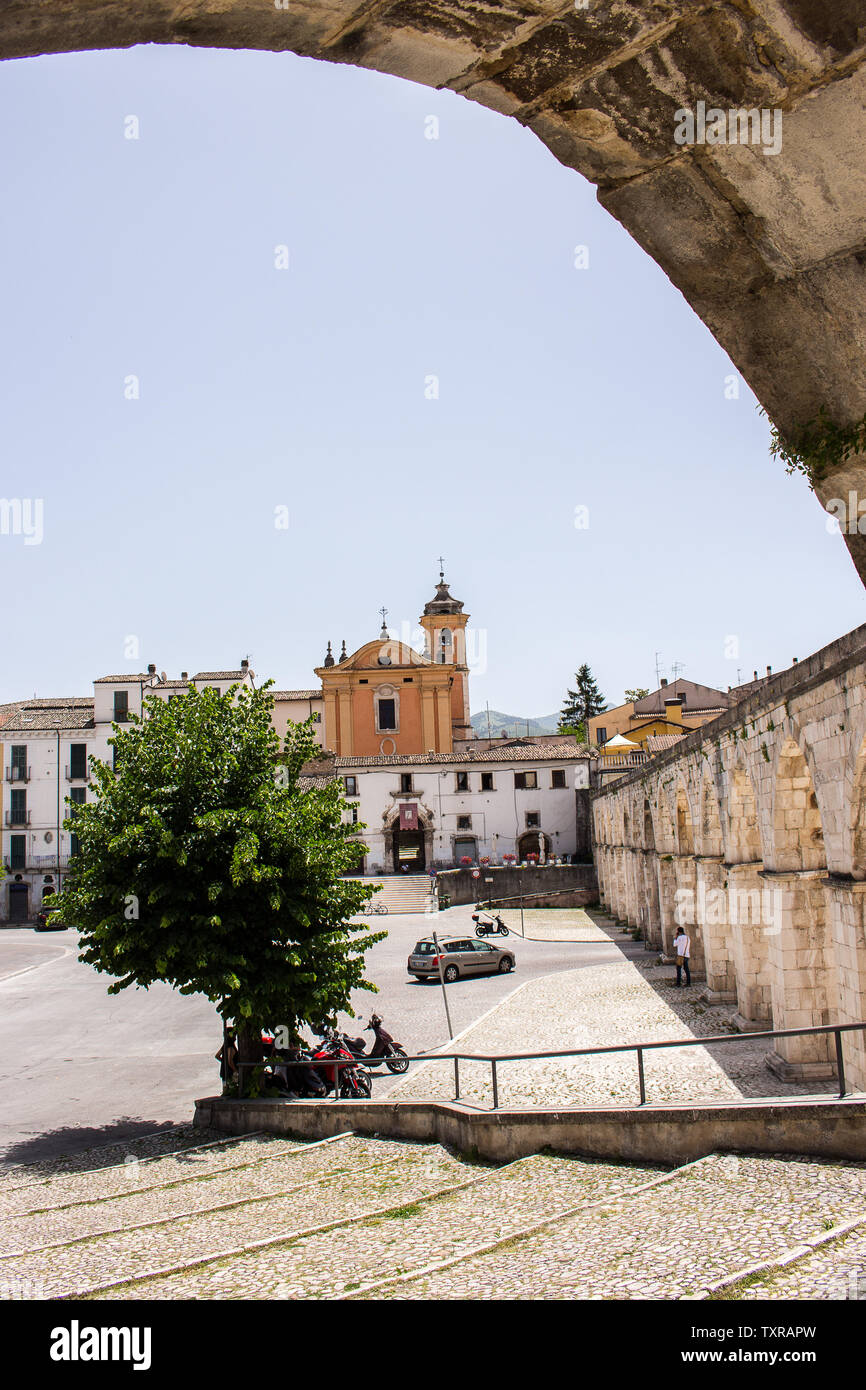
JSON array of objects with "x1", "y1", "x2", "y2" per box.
[
  {"x1": 526, "y1": 852, "x2": 539, "y2": 866},
  {"x1": 460, "y1": 855, "x2": 473, "y2": 868},
  {"x1": 503, "y1": 853, "x2": 516, "y2": 865}
]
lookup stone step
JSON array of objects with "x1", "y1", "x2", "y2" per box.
[
  {"x1": 723, "y1": 1219, "x2": 866, "y2": 1301},
  {"x1": 0, "y1": 1141, "x2": 467, "y2": 1297},
  {"x1": 93, "y1": 1151, "x2": 670, "y2": 1301},
  {"x1": 350, "y1": 877, "x2": 435, "y2": 913},
  {"x1": 0, "y1": 1134, "x2": 401, "y2": 1253},
  {"x1": 0, "y1": 1132, "x2": 319, "y2": 1218},
  {"x1": 354, "y1": 1153, "x2": 866, "y2": 1300}
]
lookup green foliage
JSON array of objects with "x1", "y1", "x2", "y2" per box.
[
  {"x1": 559, "y1": 664, "x2": 607, "y2": 736},
  {"x1": 624, "y1": 688, "x2": 649, "y2": 704},
  {"x1": 52, "y1": 681, "x2": 383, "y2": 1041},
  {"x1": 767, "y1": 405, "x2": 866, "y2": 488}
]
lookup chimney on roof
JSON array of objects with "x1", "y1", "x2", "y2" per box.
[
  {"x1": 664, "y1": 696, "x2": 683, "y2": 726},
  {"x1": 753, "y1": 671, "x2": 758, "y2": 681},
  {"x1": 147, "y1": 664, "x2": 156, "y2": 675},
  {"x1": 766, "y1": 665, "x2": 772, "y2": 677},
  {"x1": 660, "y1": 677, "x2": 667, "y2": 688},
  {"x1": 793, "y1": 657, "x2": 798, "y2": 664},
  {"x1": 181, "y1": 672, "x2": 188, "y2": 681},
  {"x1": 241, "y1": 659, "x2": 249, "y2": 671}
]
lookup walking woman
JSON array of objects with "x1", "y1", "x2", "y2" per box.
[{"x1": 673, "y1": 927, "x2": 691, "y2": 987}]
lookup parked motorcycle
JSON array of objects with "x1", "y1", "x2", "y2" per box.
[
  {"x1": 341, "y1": 1015, "x2": 410, "y2": 1074},
  {"x1": 311, "y1": 1030, "x2": 373, "y2": 1099},
  {"x1": 472, "y1": 909, "x2": 510, "y2": 937}
]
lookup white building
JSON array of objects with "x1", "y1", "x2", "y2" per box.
[
  {"x1": 334, "y1": 740, "x2": 592, "y2": 875},
  {"x1": 1, "y1": 662, "x2": 255, "y2": 923}
]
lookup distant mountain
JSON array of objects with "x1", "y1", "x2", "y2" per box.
[{"x1": 470, "y1": 709, "x2": 560, "y2": 738}]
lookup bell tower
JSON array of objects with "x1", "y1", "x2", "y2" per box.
[{"x1": 419, "y1": 567, "x2": 473, "y2": 741}]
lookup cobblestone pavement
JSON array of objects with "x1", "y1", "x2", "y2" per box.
[
  {"x1": 96, "y1": 1152, "x2": 669, "y2": 1300},
  {"x1": 724, "y1": 1224, "x2": 866, "y2": 1301},
  {"x1": 354, "y1": 1154, "x2": 866, "y2": 1300},
  {"x1": 0, "y1": 1135, "x2": 382, "y2": 1246},
  {"x1": 386, "y1": 912, "x2": 843, "y2": 1108},
  {"x1": 0, "y1": 1139, "x2": 464, "y2": 1297}
]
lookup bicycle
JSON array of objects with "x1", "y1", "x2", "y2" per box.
[{"x1": 362, "y1": 900, "x2": 389, "y2": 915}]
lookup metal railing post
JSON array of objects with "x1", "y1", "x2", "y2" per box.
[
  {"x1": 333, "y1": 1060, "x2": 340, "y2": 1101},
  {"x1": 454, "y1": 1056, "x2": 460, "y2": 1101},
  {"x1": 835, "y1": 1030, "x2": 847, "y2": 1099},
  {"x1": 491, "y1": 1058, "x2": 499, "y2": 1110},
  {"x1": 636, "y1": 1047, "x2": 646, "y2": 1106}
]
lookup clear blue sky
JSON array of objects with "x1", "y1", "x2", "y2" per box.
[{"x1": 1, "y1": 43, "x2": 862, "y2": 716}]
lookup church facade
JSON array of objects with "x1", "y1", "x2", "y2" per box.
[{"x1": 305, "y1": 573, "x2": 594, "y2": 874}]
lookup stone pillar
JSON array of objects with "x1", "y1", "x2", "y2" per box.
[
  {"x1": 695, "y1": 855, "x2": 737, "y2": 1002},
  {"x1": 656, "y1": 857, "x2": 678, "y2": 957},
  {"x1": 825, "y1": 877, "x2": 866, "y2": 1092},
  {"x1": 624, "y1": 848, "x2": 640, "y2": 927},
  {"x1": 672, "y1": 853, "x2": 703, "y2": 977},
  {"x1": 608, "y1": 847, "x2": 622, "y2": 920},
  {"x1": 641, "y1": 851, "x2": 662, "y2": 948},
  {"x1": 764, "y1": 869, "x2": 837, "y2": 1082},
  {"x1": 727, "y1": 861, "x2": 772, "y2": 1031}
]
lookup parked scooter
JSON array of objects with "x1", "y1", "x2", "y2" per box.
[
  {"x1": 341, "y1": 1015, "x2": 410, "y2": 1074},
  {"x1": 311, "y1": 1030, "x2": 373, "y2": 1099},
  {"x1": 472, "y1": 908, "x2": 510, "y2": 937}
]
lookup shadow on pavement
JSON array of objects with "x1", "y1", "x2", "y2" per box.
[{"x1": 0, "y1": 1117, "x2": 193, "y2": 1176}]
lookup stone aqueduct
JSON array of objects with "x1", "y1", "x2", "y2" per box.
[
  {"x1": 4, "y1": 2, "x2": 866, "y2": 581},
  {"x1": 593, "y1": 624, "x2": 866, "y2": 1090}
]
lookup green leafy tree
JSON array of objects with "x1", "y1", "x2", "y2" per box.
[
  {"x1": 624, "y1": 688, "x2": 649, "y2": 704},
  {"x1": 51, "y1": 682, "x2": 381, "y2": 1067},
  {"x1": 558, "y1": 664, "x2": 607, "y2": 741}
]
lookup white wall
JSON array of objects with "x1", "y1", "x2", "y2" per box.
[{"x1": 341, "y1": 759, "x2": 584, "y2": 873}]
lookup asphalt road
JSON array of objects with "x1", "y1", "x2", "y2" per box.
[{"x1": 0, "y1": 906, "x2": 618, "y2": 1166}]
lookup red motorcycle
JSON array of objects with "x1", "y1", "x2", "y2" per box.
[{"x1": 311, "y1": 1031, "x2": 373, "y2": 1099}]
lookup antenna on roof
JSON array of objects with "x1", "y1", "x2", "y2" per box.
[
  {"x1": 654, "y1": 651, "x2": 663, "y2": 688},
  {"x1": 670, "y1": 661, "x2": 685, "y2": 681}
]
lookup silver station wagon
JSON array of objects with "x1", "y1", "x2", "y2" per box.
[{"x1": 407, "y1": 936, "x2": 516, "y2": 983}]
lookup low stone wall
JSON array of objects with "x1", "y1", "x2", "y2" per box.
[
  {"x1": 196, "y1": 1095, "x2": 866, "y2": 1165},
  {"x1": 436, "y1": 863, "x2": 598, "y2": 908}
]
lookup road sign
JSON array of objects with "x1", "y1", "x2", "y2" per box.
[{"x1": 471, "y1": 868, "x2": 480, "y2": 879}]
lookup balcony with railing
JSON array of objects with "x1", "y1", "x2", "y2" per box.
[
  {"x1": 4, "y1": 766, "x2": 31, "y2": 783},
  {"x1": 65, "y1": 765, "x2": 91, "y2": 782},
  {"x1": 3, "y1": 853, "x2": 71, "y2": 871},
  {"x1": 5, "y1": 810, "x2": 31, "y2": 827}
]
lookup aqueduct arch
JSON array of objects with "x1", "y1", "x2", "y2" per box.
[
  {"x1": 5, "y1": 3, "x2": 866, "y2": 581},
  {"x1": 593, "y1": 624, "x2": 866, "y2": 1089}
]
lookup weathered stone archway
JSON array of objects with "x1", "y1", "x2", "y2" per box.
[{"x1": 5, "y1": 3, "x2": 866, "y2": 581}]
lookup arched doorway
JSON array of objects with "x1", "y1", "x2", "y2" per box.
[
  {"x1": 517, "y1": 831, "x2": 551, "y2": 861},
  {"x1": 383, "y1": 807, "x2": 434, "y2": 875}
]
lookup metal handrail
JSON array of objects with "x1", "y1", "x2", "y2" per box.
[{"x1": 230, "y1": 1021, "x2": 866, "y2": 1108}]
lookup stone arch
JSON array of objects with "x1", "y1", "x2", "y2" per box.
[
  {"x1": 655, "y1": 784, "x2": 677, "y2": 856},
  {"x1": 726, "y1": 763, "x2": 763, "y2": 864},
  {"x1": 675, "y1": 781, "x2": 694, "y2": 856},
  {"x1": 772, "y1": 736, "x2": 826, "y2": 872},
  {"x1": 699, "y1": 773, "x2": 724, "y2": 858},
  {"x1": 642, "y1": 795, "x2": 656, "y2": 852},
  {"x1": 5, "y1": 9, "x2": 866, "y2": 587}
]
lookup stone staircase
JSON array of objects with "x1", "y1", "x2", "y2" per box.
[
  {"x1": 350, "y1": 875, "x2": 435, "y2": 915},
  {"x1": 1, "y1": 1127, "x2": 865, "y2": 1300}
]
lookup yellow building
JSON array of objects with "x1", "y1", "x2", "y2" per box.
[{"x1": 314, "y1": 573, "x2": 474, "y2": 757}]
